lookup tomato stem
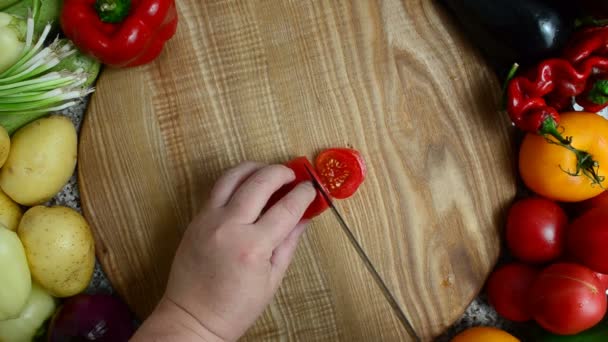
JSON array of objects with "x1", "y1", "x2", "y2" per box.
[{"x1": 540, "y1": 118, "x2": 606, "y2": 189}]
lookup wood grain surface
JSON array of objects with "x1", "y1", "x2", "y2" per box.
[{"x1": 78, "y1": 0, "x2": 516, "y2": 340}]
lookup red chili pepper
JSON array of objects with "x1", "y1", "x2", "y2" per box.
[
  {"x1": 61, "y1": 0, "x2": 178, "y2": 67},
  {"x1": 507, "y1": 57, "x2": 608, "y2": 133},
  {"x1": 564, "y1": 26, "x2": 608, "y2": 64},
  {"x1": 506, "y1": 26, "x2": 608, "y2": 134}
]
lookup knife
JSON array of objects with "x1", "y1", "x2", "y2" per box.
[{"x1": 304, "y1": 166, "x2": 421, "y2": 342}]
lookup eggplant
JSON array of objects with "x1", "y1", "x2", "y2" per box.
[
  {"x1": 577, "y1": 0, "x2": 608, "y2": 19},
  {"x1": 438, "y1": 0, "x2": 576, "y2": 81}
]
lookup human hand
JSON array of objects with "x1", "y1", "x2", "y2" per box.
[{"x1": 151, "y1": 162, "x2": 316, "y2": 341}]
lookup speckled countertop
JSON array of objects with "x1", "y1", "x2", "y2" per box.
[{"x1": 58, "y1": 97, "x2": 524, "y2": 341}]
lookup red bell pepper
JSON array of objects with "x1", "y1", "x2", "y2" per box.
[{"x1": 61, "y1": 0, "x2": 178, "y2": 67}]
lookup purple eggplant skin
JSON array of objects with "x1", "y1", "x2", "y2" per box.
[
  {"x1": 576, "y1": 0, "x2": 608, "y2": 18},
  {"x1": 437, "y1": 0, "x2": 576, "y2": 81},
  {"x1": 48, "y1": 294, "x2": 136, "y2": 342}
]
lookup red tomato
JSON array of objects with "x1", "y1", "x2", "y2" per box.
[
  {"x1": 579, "y1": 191, "x2": 608, "y2": 214},
  {"x1": 267, "y1": 157, "x2": 330, "y2": 220},
  {"x1": 589, "y1": 191, "x2": 608, "y2": 208},
  {"x1": 594, "y1": 272, "x2": 608, "y2": 293},
  {"x1": 505, "y1": 198, "x2": 568, "y2": 263},
  {"x1": 486, "y1": 263, "x2": 538, "y2": 322},
  {"x1": 315, "y1": 148, "x2": 366, "y2": 199},
  {"x1": 529, "y1": 263, "x2": 607, "y2": 335},
  {"x1": 567, "y1": 207, "x2": 608, "y2": 274}
]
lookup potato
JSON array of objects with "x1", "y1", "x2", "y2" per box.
[
  {"x1": 18, "y1": 206, "x2": 95, "y2": 297},
  {"x1": 0, "y1": 187, "x2": 22, "y2": 231},
  {"x1": 0, "y1": 225, "x2": 31, "y2": 320},
  {"x1": 0, "y1": 125, "x2": 10, "y2": 167},
  {"x1": 0, "y1": 116, "x2": 77, "y2": 206}
]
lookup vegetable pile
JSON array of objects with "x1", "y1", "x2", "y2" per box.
[
  {"x1": 442, "y1": 1, "x2": 608, "y2": 339},
  {"x1": 487, "y1": 201, "x2": 608, "y2": 337},
  {"x1": 464, "y1": 13, "x2": 608, "y2": 342},
  {"x1": 0, "y1": 116, "x2": 136, "y2": 341},
  {"x1": 0, "y1": 0, "x2": 177, "y2": 339}
]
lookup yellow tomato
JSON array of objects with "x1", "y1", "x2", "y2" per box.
[
  {"x1": 451, "y1": 327, "x2": 519, "y2": 342},
  {"x1": 519, "y1": 112, "x2": 608, "y2": 202}
]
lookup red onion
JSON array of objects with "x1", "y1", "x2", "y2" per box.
[{"x1": 48, "y1": 294, "x2": 135, "y2": 341}]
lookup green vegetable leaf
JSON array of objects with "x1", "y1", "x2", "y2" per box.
[
  {"x1": 0, "y1": 0, "x2": 21, "y2": 11},
  {"x1": 4, "y1": 0, "x2": 62, "y2": 35}
]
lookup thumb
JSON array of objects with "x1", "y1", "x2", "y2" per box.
[{"x1": 270, "y1": 220, "x2": 309, "y2": 283}]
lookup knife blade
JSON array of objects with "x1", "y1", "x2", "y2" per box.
[{"x1": 304, "y1": 166, "x2": 421, "y2": 342}]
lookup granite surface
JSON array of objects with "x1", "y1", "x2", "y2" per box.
[{"x1": 57, "y1": 97, "x2": 522, "y2": 341}]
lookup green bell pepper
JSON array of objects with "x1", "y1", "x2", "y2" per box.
[
  {"x1": 0, "y1": 225, "x2": 31, "y2": 320},
  {"x1": 0, "y1": 283, "x2": 56, "y2": 342}
]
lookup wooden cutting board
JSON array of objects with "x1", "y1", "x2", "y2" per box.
[{"x1": 78, "y1": 0, "x2": 516, "y2": 340}]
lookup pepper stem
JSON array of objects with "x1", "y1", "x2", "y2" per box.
[
  {"x1": 95, "y1": 0, "x2": 131, "y2": 23},
  {"x1": 539, "y1": 118, "x2": 606, "y2": 188},
  {"x1": 501, "y1": 63, "x2": 519, "y2": 110},
  {"x1": 575, "y1": 17, "x2": 608, "y2": 28},
  {"x1": 588, "y1": 80, "x2": 608, "y2": 105}
]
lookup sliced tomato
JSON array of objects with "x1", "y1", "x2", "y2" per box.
[
  {"x1": 315, "y1": 148, "x2": 366, "y2": 199},
  {"x1": 266, "y1": 157, "x2": 330, "y2": 220}
]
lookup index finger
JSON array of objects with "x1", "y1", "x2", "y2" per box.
[{"x1": 258, "y1": 181, "x2": 316, "y2": 247}]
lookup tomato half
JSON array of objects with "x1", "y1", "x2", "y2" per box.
[
  {"x1": 315, "y1": 148, "x2": 366, "y2": 199},
  {"x1": 567, "y1": 207, "x2": 608, "y2": 274},
  {"x1": 519, "y1": 112, "x2": 608, "y2": 202},
  {"x1": 529, "y1": 263, "x2": 607, "y2": 335},
  {"x1": 505, "y1": 198, "x2": 568, "y2": 264},
  {"x1": 486, "y1": 263, "x2": 538, "y2": 322},
  {"x1": 266, "y1": 157, "x2": 330, "y2": 220}
]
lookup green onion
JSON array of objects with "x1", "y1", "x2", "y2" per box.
[{"x1": 0, "y1": 0, "x2": 95, "y2": 134}]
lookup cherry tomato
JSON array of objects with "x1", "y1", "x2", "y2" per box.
[
  {"x1": 315, "y1": 148, "x2": 366, "y2": 199},
  {"x1": 529, "y1": 263, "x2": 607, "y2": 335},
  {"x1": 567, "y1": 207, "x2": 608, "y2": 274},
  {"x1": 486, "y1": 263, "x2": 538, "y2": 322},
  {"x1": 450, "y1": 327, "x2": 519, "y2": 342},
  {"x1": 505, "y1": 198, "x2": 568, "y2": 263},
  {"x1": 519, "y1": 112, "x2": 608, "y2": 202},
  {"x1": 267, "y1": 157, "x2": 329, "y2": 219}
]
